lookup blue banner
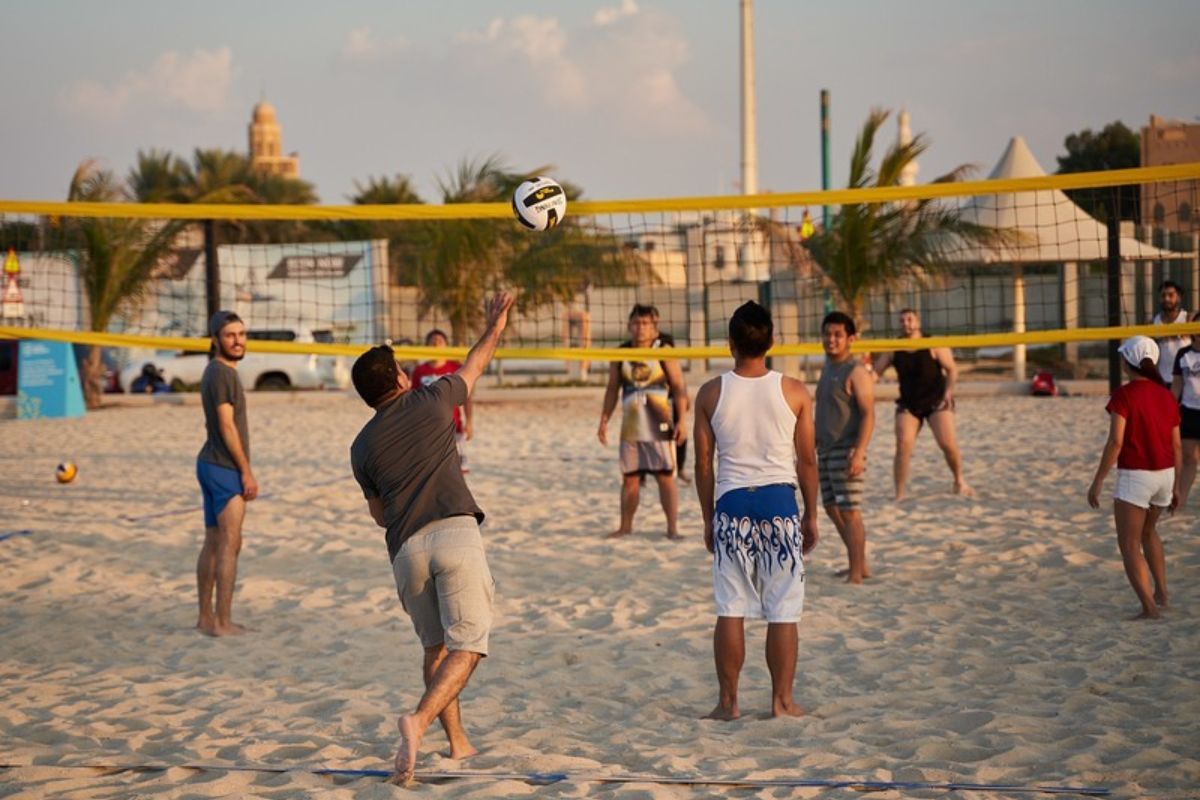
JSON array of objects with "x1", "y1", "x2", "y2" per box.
[{"x1": 17, "y1": 340, "x2": 85, "y2": 419}]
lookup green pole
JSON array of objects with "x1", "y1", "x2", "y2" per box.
[
  {"x1": 820, "y1": 89, "x2": 831, "y2": 229},
  {"x1": 820, "y1": 89, "x2": 833, "y2": 314}
]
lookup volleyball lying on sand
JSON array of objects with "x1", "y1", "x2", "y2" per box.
[
  {"x1": 55, "y1": 462, "x2": 77, "y2": 484},
  {"x1": 512, "y1": 177, "x2": 567, "y2": 231}
]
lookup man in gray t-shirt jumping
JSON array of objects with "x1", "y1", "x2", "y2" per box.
[
  {"x1": 196, "y1": 310, "x2": 259, "y2": 636},
  {"x1": 350, "y1": 292, "x2": 513, "y2": 785}
]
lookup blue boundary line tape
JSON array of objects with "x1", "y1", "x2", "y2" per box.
[
  {"x1": 0, "y1": 530, "x2": 32, "y2": 543},
  {"x1": 0, "y1": 763, "x2": 1111, "y2": 795},
  {"x1": 119, "y1": 475, "x2": 352, "y2": 523}
]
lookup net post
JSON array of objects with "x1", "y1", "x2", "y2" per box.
[
  {"x1": 1062, "y1": 262, "x2": 1079, "y2": 373},
  {"x1": 1012, "y1": 264, "x2": 1026, "y2": 381},
  {"x1": 685, "y1": 225, "x2": 708, "y2": 375},
  {"x1": 1106, "y1": 197, "x2": 1122, "y2": 395},
  {"x1": 1188, "y1": 232, "x2": 1199, "y2": 315},
  {"x1": 203, "y1": 220, "x2": 220, "y2": 321}
]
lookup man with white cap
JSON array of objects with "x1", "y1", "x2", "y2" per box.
[
  {"x1": 195, "y1": 310, "x2": 258, "y2": 636},
  {"x1": 1087, "y1": 335, "x2": 1181, "y2": 620}
]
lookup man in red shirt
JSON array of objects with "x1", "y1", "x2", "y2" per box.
[{"x1": 411, "y1": 330, "x2": 474, "y2": 473}]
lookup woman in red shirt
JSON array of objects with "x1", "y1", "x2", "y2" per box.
[{"x1": 1087, "y1": 336, "x2": 1182, "y2": 620}]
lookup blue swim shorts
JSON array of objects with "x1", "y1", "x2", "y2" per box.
[{"x1": 196, "y1": 459, "x2": 243, "y2": 528}]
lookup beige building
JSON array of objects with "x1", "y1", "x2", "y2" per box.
[
  {"x1": 1141, "y1": 114, "x2": 1199, "y2": 233},
  {"x1": 248, "y1": 100, "x2": 300, "y2": 179}
]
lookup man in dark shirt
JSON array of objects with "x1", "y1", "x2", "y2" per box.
[
  {"x1": 350, "y1": 292, "x2": 512, "y2": 785},
  {"x1": 196, "y1": 310, "x2": 258, "y2": 637},
  {"x1": 871, "y1": 308, "x2": 971, "y2": 501}
]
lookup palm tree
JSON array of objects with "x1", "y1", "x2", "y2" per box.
[
  {"x1": 351, "y1": 174, "x2": 423, "y2": 206},
  {"x1": 805, "y1": 109, "x2": 1016, "y2": 327},
  {"x1": 65, "y1": 160, "x2": 182, "y2": 407},
  {"x1": 400, "y1": 155, "x2": 640, "y2": 344},
  {"x1": 127, "y1": 149, "x2": 191, "y2": 203},
  {"x1": 176, "y1": 148, "x2": 322, "y2": 243}
]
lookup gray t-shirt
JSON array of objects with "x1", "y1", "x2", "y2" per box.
[
  {"x1": 815, "y1": 358, "x2": 861, "y2": 453},
  {"x1": 350, "y1": 374, "x2": 484, "y2": 562},
  {"x1": 199, "y1": 360, "x2": 250, "y2": 470}
]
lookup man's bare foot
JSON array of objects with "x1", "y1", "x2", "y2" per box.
[
  {"x1": 665, "y1": 530, "x2": 684, "y2": 540},
  {"x1": 447, "y1": 742, "x2": 478, "y2": 760},
  {"x1": 607, "y1": 529, "x2": 632, "y2": 539},
  {"x1": 678, "y1": 473, "x2": 693, "y2": 486},
  {"x1": 446, "y1": 743, "x2": 477, "y2": 762},
  {"x1": 771, "y1": 700, "x2": 806, "y2": 718},
  {"x1": 703, "y1": 703, "x2": 740, "y2": 721},
  {"x1": 835, "y1": 566, "x2": 872, "y2": 579},
  {"x1": 196, "y1": 615, "x2": 215, "y2": 633},
  {"x1": 391, "y1": 714, "x2": 422, "y2": 785},
  {"x1": 844, "y1": 573, "x2": 865, "y2": 585},
  {"x1": 203, "y1": 621, "x2": 249, "y2": 637},
  {"x1": 1132, "y1": 608, "x2": 1162, "y2": 621},
  {"x1": 1155, "y1": 591, "x2": 1169, "y2": 609},
  {"x1": 954, "y1": 481, "x2": 974, "y2": 497}
]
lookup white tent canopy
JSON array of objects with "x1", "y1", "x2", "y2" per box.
[{"x1": 951, "y1": 136, "x2": 1175, "y2": 263}]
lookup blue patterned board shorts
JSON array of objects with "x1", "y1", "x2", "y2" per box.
[{"x1": 712, "y1": 483, "x2": 805, "y2": 622}]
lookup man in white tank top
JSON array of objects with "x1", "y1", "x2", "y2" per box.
[
  {"x1": 1154, "y1": 281, "x2": 1191, "y2": 386},
  {"x1": 693, "y1": 301, "x2": 819, "y2": 721}
]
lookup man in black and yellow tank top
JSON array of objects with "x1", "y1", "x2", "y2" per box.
[{"x1": 872, "y1": 309, "x2": 972, "y2": 501}]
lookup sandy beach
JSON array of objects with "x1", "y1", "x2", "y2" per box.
[{"x1": 1, "y1": 388, "x2": 1197, "y2": 799}]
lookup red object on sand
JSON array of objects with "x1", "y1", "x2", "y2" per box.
[{"x1": 1030, "y1": 370, "x2": 1057, "y2": 396}]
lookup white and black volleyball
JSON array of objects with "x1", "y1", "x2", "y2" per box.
[{"x1": 512, "y1": 177, "x2": 567, "y2": 231}]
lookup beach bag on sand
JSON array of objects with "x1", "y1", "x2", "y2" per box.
[{"x1": 1030, "y1": 370, "x2": 1057, "y2": 397}]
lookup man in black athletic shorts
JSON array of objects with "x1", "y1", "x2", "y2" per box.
[{"x1": 872, "y1": 309, "x2": 972, "y2": 501}]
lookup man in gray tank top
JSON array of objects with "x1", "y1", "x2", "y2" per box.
[{"x1": 815, "y1": 312, "x2": 875, "y2": 584}]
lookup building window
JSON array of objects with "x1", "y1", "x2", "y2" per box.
[
  {"x1": 1179, "y1": 203, "x2": 1192, "y2": 223},
  {"x1": 1153, "y1": 203, "x2": 1165, "y2": 223}
]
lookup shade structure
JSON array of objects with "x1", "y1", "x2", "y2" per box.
[{"x1": 951, "y1": 136, "x2": 1176, "y2": 263}]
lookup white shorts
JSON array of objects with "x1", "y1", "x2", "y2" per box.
[
  {"x1": 1114, "y1": 468, "x2": 1175, "y2": 509},
  {"x1": 712, "y1": 485, "x2": 805, "y2": 622}
]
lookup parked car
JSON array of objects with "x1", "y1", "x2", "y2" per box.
[{"x1": 118, "y1": 328, "x2": 348, "y2": 393}]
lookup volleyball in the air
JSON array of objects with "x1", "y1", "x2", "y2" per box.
[
  {"x1": 512, "y1": 177, "x2": 567, "y2": 231},
  {"x1": 55, "y1": 462, "x2": 78, "y2": 484}
]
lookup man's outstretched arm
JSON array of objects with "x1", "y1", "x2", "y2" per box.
[{"x1": 456, "y1": 292, "x2": 515, "y2": 395}]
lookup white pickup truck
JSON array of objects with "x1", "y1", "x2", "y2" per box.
[{"x1": 119, "y1": 328, "x2": 350, "y2": 392}]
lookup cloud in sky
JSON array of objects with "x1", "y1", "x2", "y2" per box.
[
  {"x1": 59, "y1": 47, "x2": 235, "y2": 120},
  {"x1": 457, "y1": 15, "x2": 588, "y2": 109},
  {"x1": 341, "y1": 26, "x2": 409, "y2": 62},
  {"x1": 455, "y1": 7, "x2": 709, "y2": 136},
  {"x1": 593, "y1": 0, "x2": 639, "y2": 27}
]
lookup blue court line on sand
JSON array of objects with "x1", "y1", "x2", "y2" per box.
[
  {"x1": 0, "y1": 763, "x2": 1111, "y2": 795},
  {"x1": 0, "y1": 530, "x2": 33, "y2": 543},
  {"x1": 119, "y1": 475, "x2": 352, "y2": 523}
]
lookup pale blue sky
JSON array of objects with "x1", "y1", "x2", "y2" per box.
[{"x1": 2, "y1": 0, "x2": 1196, "y2": 204}]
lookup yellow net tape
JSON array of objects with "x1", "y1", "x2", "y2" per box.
[
  {"x1": 1, "y1": 163, "x2": 1197, "y2": 221},
  {"x1": 5, "y1": 323, "x2": 1198, "y2": 362}
]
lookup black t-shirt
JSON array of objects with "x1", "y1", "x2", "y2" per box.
[{"x1": 350, "y1": 374, "x2": 484, "y2": 562}]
